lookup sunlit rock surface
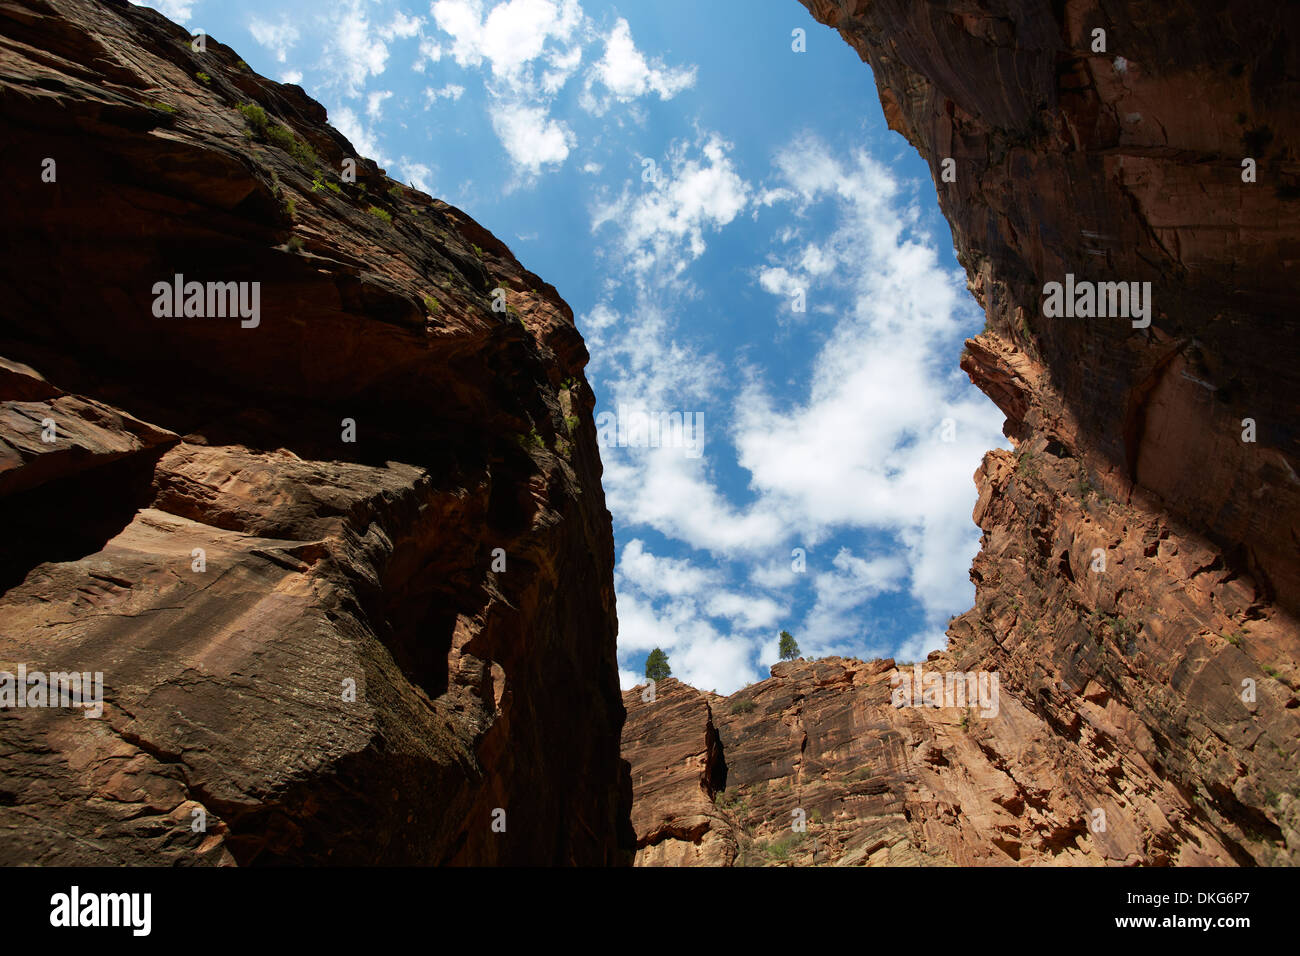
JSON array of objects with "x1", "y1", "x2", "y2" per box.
[
  {"x1": 621, "y1": 0, "x2": 1298, "y2": 866},
  {"x1": 0, "y1": 0, "x2": 633, "y2": 865}
]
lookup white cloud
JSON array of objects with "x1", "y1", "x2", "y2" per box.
[
  {"x1": 731, "y1": 142, "x2": 1007, "y2": 633},
  {"x1": 614, "y1": 538, "x2": 794, "y2": 691},
  {"x1": 543, "y1": 45, "x2": 583, "y2": 94},
  {"x1": 366, "y1": 89, "x2": 394, "y2": 118},
  {"x1": 602, "y1": 450, "x2": 788, "y2": 554},
  {"x1": 381, "y1": 10, "x2": 423, "y2": 40},
  {"x1": 429, "y1": 0, "x2": 585, "y2": 174},
  {"x1": 593, "y1": 136, "x2": 1006, "y2": 683},
  {"x1": 414, "y1": 36, "x2": 443, "y2": 71},
  {"x1": 799, "y1": 243, "x2": 835, "y2": 276},
  {"x1": 426, "y1": 1, "x2": 697, "y2": 176},
  {"x1": 326, "y1": 0, "x2": 392, "y2": 97},
  {"x1": 579, "y1": 302, "x2": 618, "y2": 333},
  {"x1": 281, "y1": 69, "x2": 304, "y2": 85},
  {"x1": 617, "y1": 539, "x2": 718, "y2": 598},
  {"x1": 758, "y1": 265, "x2": 800, "y2": 297},
  {"x1": 432, "y1": 0, "x2": 583, "y2": 90},
  {"x1": 586, "y1": 18, "x2": 695, "y2": 110},
  {"x1": 249, "y1": 15, "x2": 300, "y2": 63},
  {"x1": 591, "y1": 134, "x2": 750, "y2": 276},
  {"x1": 705, "y1": 592, "x2": 785, "y2": 632},
  {"x1": 757, "y1": 185, "x2": 797, "y2": 207},
  {"x1": 132, "y1": 0, "x2": 195, "y2": 23},
  {"x1": 894, "y1": 629, "x2": 943, "y2": 665},
  {"x1": 621, "y1": 596, "x2": 754, "y2": 695},
  {"x1": 396, "y1": 157, "x2": 434, "y2": 194},
  {"x1": 749, "y1": 559, "x2": 799, "y2": 590},
  {"x1": 331, "y1": 106, "x2": 391, "y2": 166},
  {"x1": 490, "y1": 101, "x2": 574, "y2": 172},
  {"x1": 800, "y1": 549, "x2": 908, "y2": 651},
  {"x1": 423, "y1": 83, "x2": 465, "y2": 105},
  {"x1": 672, "y1": 629, "x2": 759, "y2": 694}
]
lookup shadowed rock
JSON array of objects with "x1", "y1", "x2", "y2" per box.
[
  {"x1": 0, "y1": 0, "x2": 633, "y2": 865},
  {"x1": 620, "y1": 0, "x2": 1299, "y2": 867}
]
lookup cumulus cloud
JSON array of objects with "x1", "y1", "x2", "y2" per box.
[
  {"x1": 396, "y1": 157, "x2": 434, "y2": 194},
  {"x1": 366, "y1": 89, "x2": 394, "y2": 118},
  {"x1": 614, "y1": 540, "x2": 781, "y2": 691},
  {"x1": 733, "y1": 141, "x2": 1007, "y2": 630},
  {"x1": 325, "y1": 0, "x2": 393, "y2": 97},
  {"x1": 249, "y1": 15, "x2": 300, "y2": 63},
  {"x1": 590, "y1": 135, "x2": 1006, "y2": 692},
  {"x1": 583, "y1": 18, "x2": 695, "y2": 112},
  {"x1": 591, "y1": 134, "x2": 750, "y2": 276},
  {"x1": 618, "y1": 539, "x2": 719, "y2": 598},
  {"x1": 705, "y1": 592, "x2": 785, "y2": 632},
  {"x1": 131, "y1": 0, "x2": 195, "y2": 23},
  {"x1": 380, "y1": 10, "x2": 423, "y2": 40},
  {"x1": 425, "y1": 0, "x2": 586, "y2": 175},
  {"x1": 799, "y1": 549, "x2": 909, "y2": 652},
  {"x1": 490, "y1": 101, "x2": 574, "y2": 171},
  {"x1": 331, "y1": 105, "x2": 391, "y2": 166},
  {"x1": 423, "y1": 83, "x2": 465, "y2": 105},
  {"x1": 432, "y1": 0, "x2": 584, "y2": 91},
  {"x1": 413, "y1": 36, "x2": 443, "y2": 71},
  {"x1": 758, "y1": 265, "x2": 801, "y2": 299},
  {"x1": 424, "y1": 1, "x2": 694, "y2": 175}
]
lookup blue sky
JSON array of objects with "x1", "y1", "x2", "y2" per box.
[{"x1": 137, "y1": 0, "x2": 1008, "y2": 693}]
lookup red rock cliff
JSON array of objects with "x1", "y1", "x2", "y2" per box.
[
  {"x1": 0, "y1": 0, "x2": 633, "y2": 865},
  {"x1": 623, "y1": 0, "x2": 1298, "y2": 866}
]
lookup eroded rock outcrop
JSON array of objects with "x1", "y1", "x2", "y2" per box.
[
  {"x1": 798, "y1": 0, "x2": 1300, "y2": 603},
  {"x1": 627, "y1": 647, "x2": 1287, "y2": 865},
  {"x1": 623, "y1": 1, "x2": 1298, "y2": 866},
  {"x1": 621, "y1": 678, "x2": 732, "y2": 865},
  {"x1": 0, "y1": 0, "x2": 633, "y2": 865}
]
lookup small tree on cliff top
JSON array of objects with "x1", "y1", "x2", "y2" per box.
[
  {"x1": 645, "y1": 648, "x2": 671, "y2": 682},
  {"x1": 778, "y1": 630, "x2": 800, "y2": 661}
]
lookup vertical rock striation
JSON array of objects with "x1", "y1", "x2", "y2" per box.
[
  {"x1": 794, "y1": 0, "x2": 1299, "y2": 602},
  {"x1": 621, "y1": 679, "x2": 732, "y2": 865},
  {"x1": 621, "y1": 1, "x2": 1298, "y2": 866},
  {"x1": 627, "y1": 657, "x2": 1251, "y2": 865},
  {"x1": 0, "y1": 0, "x2": 633, "y2": 865},
  {"x1": 791, "y1": 0, "x2": 1300, "y2": 867}
]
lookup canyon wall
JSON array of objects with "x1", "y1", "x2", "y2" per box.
[
  {"x1": 624, "y1": 0, "x2": 1298, "y2": 865},
  {"x1": 0, "y1": 0, "x2": 633, "y2": 864}
]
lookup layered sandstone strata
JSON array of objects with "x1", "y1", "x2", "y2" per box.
[
  {"x1": 0, "y1": 0, "x2": 632, "y2": 865},
  {"x1": 622, "y1": 0, "x2": 1298, "y2": 866}
]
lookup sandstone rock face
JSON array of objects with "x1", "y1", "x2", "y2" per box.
[
  {"x1": 620, "y1": 1, "x2": 1298, "y2": 866},
  {"x1": 799, "y1": 0, "x2": 1300, "y2": 608},
  {"x1": 621, "y1": 679, "x2": 732, "y2": 866},
  {"x1": 0, "y1": 0, "x2": 632, "y2": 865},
  {"x1": 626, "y1": 652, "x2": 1284, "y2": 866}
]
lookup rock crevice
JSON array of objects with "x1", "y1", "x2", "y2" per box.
[
  {"x1": 621, "y1": 0, "x2": 1298, "y2": 866},
  {"x1": 0, "y1": 0, "x2": 633, "y2": 865}
]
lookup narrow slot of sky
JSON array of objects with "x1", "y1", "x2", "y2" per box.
[{"x1": 137, "y1": 0, "x2": 1009, "y2": 693}]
